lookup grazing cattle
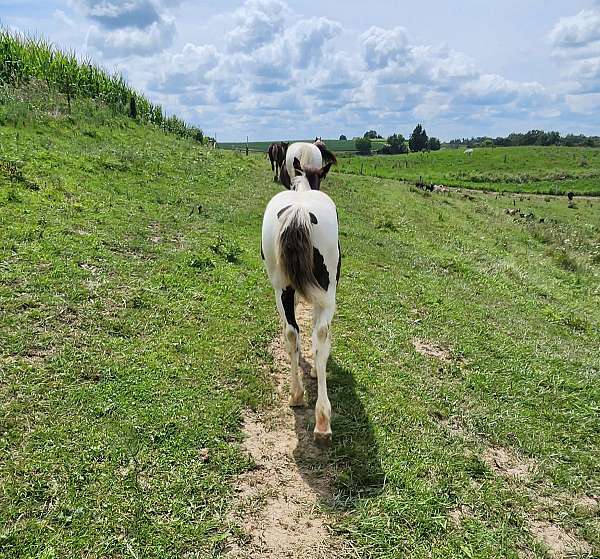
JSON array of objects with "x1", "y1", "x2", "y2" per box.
[
  {"x1": 464, "y1": 148, "x2": 474, "y2": 156},
  {"x1": 567, "y1": 191, "x2": 574, "y2": 201},
  {"x1": 268, "y1": 142, "x2": 289, "y2": 183},
  {"x1": 261, "y1": 156, "x2": 339, "y2": 446}
]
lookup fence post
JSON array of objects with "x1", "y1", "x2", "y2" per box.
[{"x1": 246, "y1": 136, "x2": 249, "y2": 156}]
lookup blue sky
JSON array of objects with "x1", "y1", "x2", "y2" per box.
[{"x1": 2, "y1": 0, "x2": 600, "y2": 141}]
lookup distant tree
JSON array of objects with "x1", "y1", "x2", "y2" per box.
[
  {"x1": 355, "y1": 137, "x2": 372, "y2": 155},
  {"x1": 378, "y1": 133, "x2": 408, "y2": 155},
  {"x1": 409, "y1": 124, "x2": 429, "y2": 152},
  {"x1": 481, "y1": 139, "x2": 493, "y2": 148},
  {"x1": 364, "y1": 130, "x2": 382, "y2": 139},
  {"x1": 339, "y1": 134, "x2": 347, "y2": 141},
  {"x1": 428, "y1": 137, "x2": 441, "y2": 151}
]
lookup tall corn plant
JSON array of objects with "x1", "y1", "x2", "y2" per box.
[{"x1": 0, "y1": 29, "x2": 204, "y2": 142}]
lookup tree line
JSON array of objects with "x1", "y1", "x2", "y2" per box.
[
  {"x1": 349, "y1": 125, "x2": 441, "y2": 155},
  {"x1": 448, "y1": 130, "x2": 600, "y2": 148}
]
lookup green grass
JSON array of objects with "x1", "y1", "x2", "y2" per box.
[
  {"x1": 335, "y1": 146, "x2": 600, "y2": 195},
  {"x1": 2, "y1": 90, "x2": 600, "y2": 558}
]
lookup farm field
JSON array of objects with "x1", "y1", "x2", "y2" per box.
[
  {"x1": 219, "y1": 138, "x2": 387, "y2": 153},
  {"x1": 2, "y1": 92, "x2": 600, "y2": 558},
  {"x1": 334, "y1": 146, "x2": 600, "y2": 195}
]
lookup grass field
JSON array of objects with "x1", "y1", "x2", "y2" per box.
[
  {"x1": 1, "y1": 89, "x2": 600, "y2": 558},
  {"x1": 334, "y1": 146, "x2": 600, "y2": 195},
  {"x1": 219, "y1": 138, "x2": 387, "y2": 153}
]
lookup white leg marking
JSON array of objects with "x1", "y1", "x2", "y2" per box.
[
  {"x1": 275, "y1": 289, "x2": 304, "y2": 407},
  {"x1": 312, "y1": 304, "x2": 334, "y2": 444}
]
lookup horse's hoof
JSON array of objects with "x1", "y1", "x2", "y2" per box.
[
  {"x1": 273, "y1": 176, "x2": 278, "y2": 182},
  {"x1": 289, "y1": 394, "x2": 305, "y2": 407},
  {"x1": 313, "y1": 431, "x2": 332, "y2": 448}
]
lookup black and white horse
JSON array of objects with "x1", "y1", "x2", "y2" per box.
[
  {"x1": 279, "y1": 141, "x2": 337, "y2": 188},
  {"x1": 262, "y1": 157, "x2": 340, "y2": 445}
]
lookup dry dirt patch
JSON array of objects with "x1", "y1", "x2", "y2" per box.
[
  {"x1": 412, "y1": 339, "x2": 452, "y2": 361},
  {"x1": 481, "y1": 446, "x2": 535, "y2": 481},
  {"x1": 527, "y1": 519, "x2": 592, "y2": 558},
  {"x1": 226, "y1": 302, "x2": 352, "y2": 559},
  {"x1": 448, "y1": 504, "x2": 473, "y2": 527}
]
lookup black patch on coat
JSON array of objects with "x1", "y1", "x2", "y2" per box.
[
  {"x1": 305, "y1": 169, "x2": 321, "y2": 190},
  {"x1": 313, "y1": 248, "x2": 330, "y2": 291},
  {"x1": 281, "y1": 286, "x2": 298, "y2": 331},
  {"x1": 280, "y1": 164, "x2": 291, "y2": 189},
  {"x1": 309, "y1": 212, "x2": 318, "y2": 225},
  {"x1": 277, "y1": 205, "x2": 291, "y2": 219},
  {"x1": 336, "y1": 242, "x2": 341, "y2": 283}
]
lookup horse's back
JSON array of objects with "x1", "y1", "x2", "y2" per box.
[
  {"x1": 285, "y1": 143, "x2": 322, "y2": 176},
  {"x1": 262, "y1": 190, "x2": 338, "y2": 294}
]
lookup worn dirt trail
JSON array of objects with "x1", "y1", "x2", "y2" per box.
[{"x1": 226, "y1": 302, "x2": 353, "y2": 559}]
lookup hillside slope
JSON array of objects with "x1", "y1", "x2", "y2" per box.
[{"x1": 1, "y1": 94, "x2": 599, "y2": 558}]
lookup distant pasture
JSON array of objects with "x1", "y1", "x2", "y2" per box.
[{"x1": 335, "y1": 146, "x2": 600, "y2": 195}]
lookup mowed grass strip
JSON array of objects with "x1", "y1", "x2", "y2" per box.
[
  {"x1": 2, "y1": 95, "x2": 599, "y2": 558},
  {"x1": 335, "y1": 146, "x2": 600, "y2": 195}
]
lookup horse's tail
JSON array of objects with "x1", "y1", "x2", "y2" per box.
[
  {"x1": 278, "y1": 206, "x2": 318, "y2": 299},
  {"x1": 268, "y1": 145, "x2": 275, "y2": 171},
  {"x1": 315, "y1": 143, "x2": 337, "y2": 165}
]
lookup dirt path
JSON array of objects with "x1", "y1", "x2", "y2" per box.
[{"x1": 226, "y1": 302, "x2": 353, "y2": 559}]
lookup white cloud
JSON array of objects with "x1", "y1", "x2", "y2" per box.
[
  {"x1": 361, "y1": 26, "x2": 410, "y2": 70},
  {"x1": 77, "y1": 0, "x2": 177, "y2": 57},
  {"x1": 566, "y1": 92, "x2": 600, "y2": 113},
  {"x1": 152, "y1": 43, "x2": 219, "y2": 93},
  {"x1": 54, "y1": 9, "x2": 76, "y2": 27},
  {"x1": 549, "y1": 5, "x2": 600, "y2": 119},
  {"x1": 87, "y1": 15, "x2": 175, "y2": 57},
  {"x1": 225, "y1": 0, "x2": 288, "y2": 52},
  {"x1": 76, "y1": 0, "x2": 161, "y2": 29},
  {"x1": 549, "y1": 9, "x2": 600, "y2": 48},
  {"x1": 459, "y1": 74, "x2": 547, "y2": 107},
  {"x1": 64, "y1": 0, "x2": 589, "y2": 139}
]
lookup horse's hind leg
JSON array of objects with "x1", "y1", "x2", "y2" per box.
[
  {"x1": 276, "y1": 287, "x2": 304, "y2": 407},
  {"x1": 312, "y1": 300, "x2": 334, "y2": 445}
]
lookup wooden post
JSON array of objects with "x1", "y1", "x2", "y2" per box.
[
  {"x1": 360, "y1": 162, "x2": 364, "y2": 175},
  {"x1": 246, "y1": 135, "x2": 249, "y2": 156}
]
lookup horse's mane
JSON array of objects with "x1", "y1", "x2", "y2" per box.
[
  {"x1": 315, "y1": 143, "x2": 337, "y2": 165},
  {"x1": 291, "y1": 175, "x2": 311, "y2": 192}
]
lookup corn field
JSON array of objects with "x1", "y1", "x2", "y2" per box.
[{"x1": 0, "y1": 30, "x2": 203, "y2": 142}]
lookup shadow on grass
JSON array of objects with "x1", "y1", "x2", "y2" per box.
[{"x1": 293, "y1": 355, "x2": 385, "y2": 510}]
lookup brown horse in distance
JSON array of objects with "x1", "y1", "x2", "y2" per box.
[{"x1": 268, "y1": 142, "x2": 289, "y2": 182}]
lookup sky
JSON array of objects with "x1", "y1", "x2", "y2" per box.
[{"x1": 2, "y1": 0, "x2": 600, "y2": 141}]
